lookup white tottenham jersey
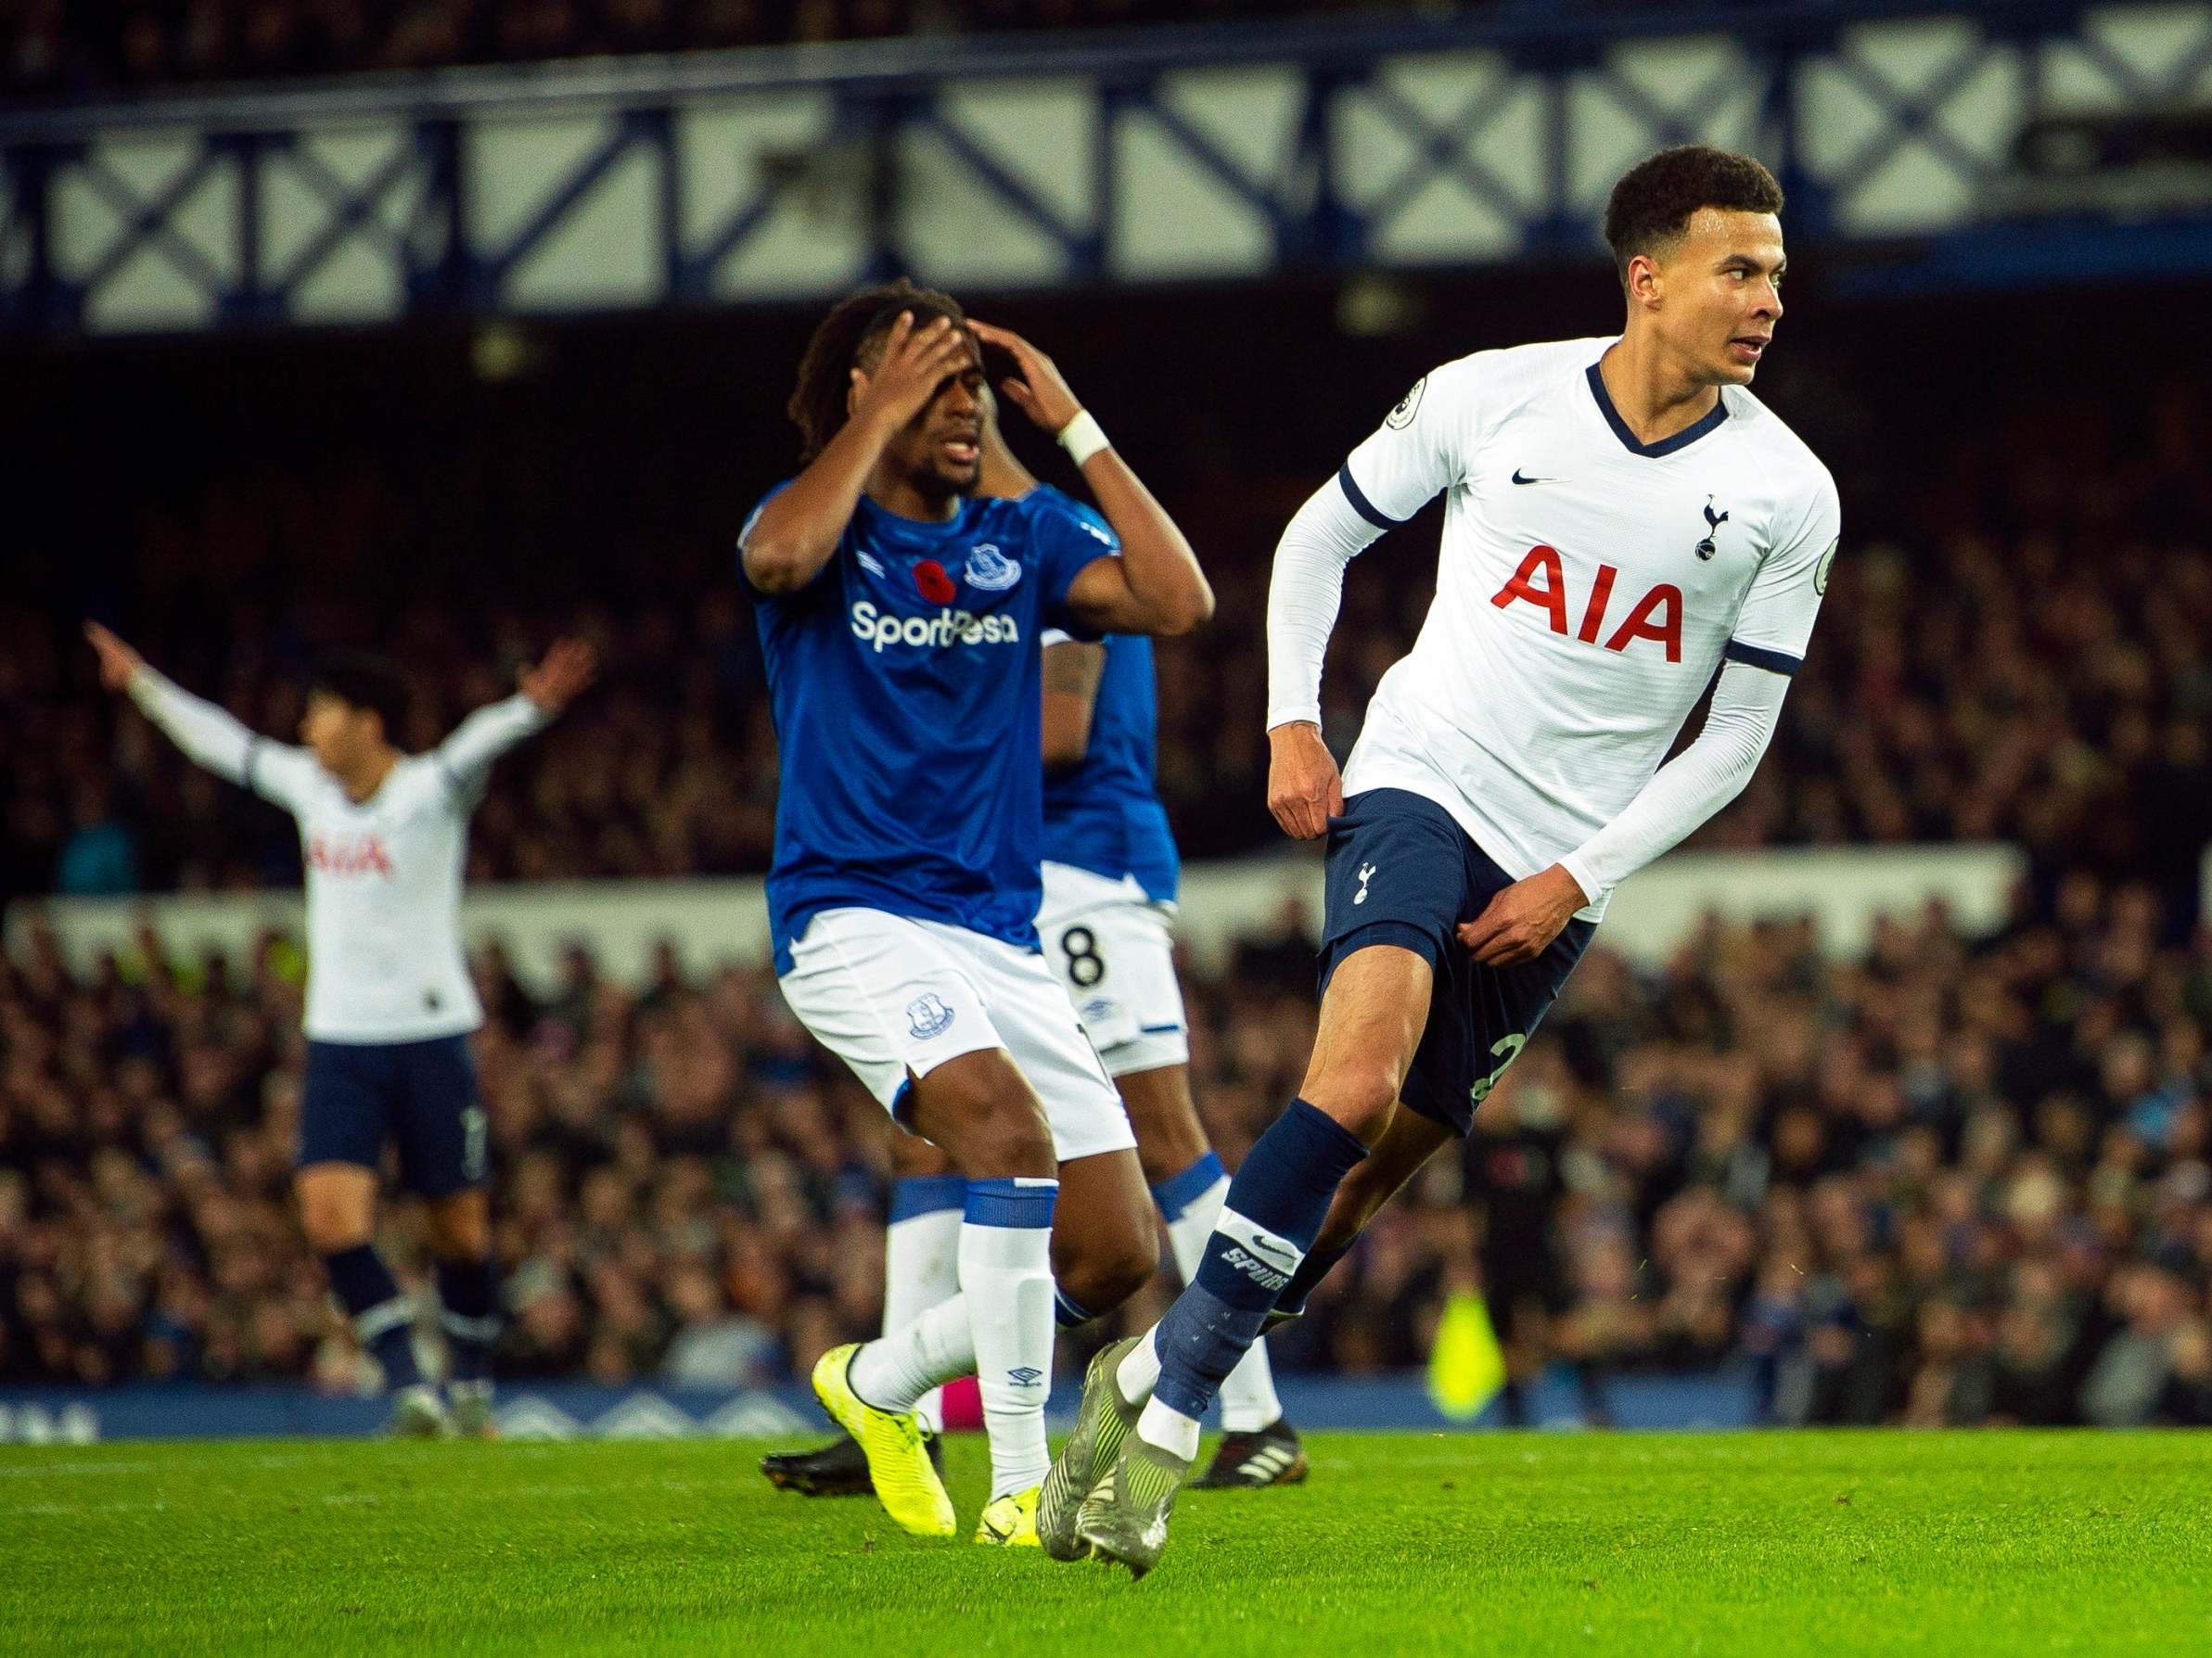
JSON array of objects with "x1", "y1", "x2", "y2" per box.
[
  {"x1": 1336, "y1": 336, "x2": 1839, "y2": 918},
  {"x1": 130, "y1": 670, "x2": 548, "y2": 1043}
]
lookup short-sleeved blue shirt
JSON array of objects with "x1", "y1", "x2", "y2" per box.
[{"x1": 741, "y1": 484, "x2": 1118, "y2": 974}]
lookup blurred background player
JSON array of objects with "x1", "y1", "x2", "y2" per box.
[
  {"x1": 760, "y1": 394, "x2": 1301, "y2": 1501},
  {"x1": 83, "y1": 621, "x2": 597, "y2": 1435},
  {"x1": 738, "y1": 281, "x2": 1212, "y2": 1543},
  {"x1": 1047, "y1": 145, "x2": 1840, "y2": 1574}
]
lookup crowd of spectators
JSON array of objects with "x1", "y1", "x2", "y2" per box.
[
  {"x1": 6, "y1": 0, "x2": 1411, "y2": 96},
  {"x1": 6, "y1": 368, "x2": 2210, "y2": 915},
  {"x1": 6, "y1": 865, "x2": 2212, "y2": 1429}
]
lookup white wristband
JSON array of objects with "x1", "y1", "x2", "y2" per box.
[{"x1": 1057, "y1": 410, "x2": 1110, "y2": 467}]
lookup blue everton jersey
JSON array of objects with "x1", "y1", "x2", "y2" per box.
[
  {"x1": 1041, "y1": 600, "x2": 1179, "y2": 904},
  {"x1": 741, "y1": 484, "x2": 1118, "y2": 974}
]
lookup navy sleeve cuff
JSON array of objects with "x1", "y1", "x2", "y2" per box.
[
  {"x1": 1723, "y1": 639, "x2": 1803, "y2": 676},
  {"x1": 1336, "y1": 464, "x2": 1402, "y2": 531}
]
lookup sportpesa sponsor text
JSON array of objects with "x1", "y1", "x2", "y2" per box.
[{"x1": 850, "y1": 600, "x2": 1023, "y2": 651}]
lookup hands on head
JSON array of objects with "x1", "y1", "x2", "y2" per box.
[
  {"x1": 848, "y1": 312, "x2": 979, "y2": 434},
  {"x1": 969, "y1": 321, "x2": 1083, "y2": 434}
]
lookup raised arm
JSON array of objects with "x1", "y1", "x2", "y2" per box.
[
  {"x1": 87, "y1": 621, "x2": 314, "y2": 808},
  {"x1": 740, "y1": 312, "x2": 979, "y2": 594},
  {"x1": 434, "y1": 638, "x2": 595, "y2": 794},
  {"x1": 970, "y1": 321, "x2": 1212, "y2": 639}
]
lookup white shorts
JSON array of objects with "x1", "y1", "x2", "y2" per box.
[
  {"x1": 779, "y1": 907, "x2": 1137, "y2": 1164},
  {"x1": 1037, "y1": 862, "x2": 1191, "y2": 1078}
]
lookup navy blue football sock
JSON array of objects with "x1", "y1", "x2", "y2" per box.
[
  {"x1": 1055, "y1": 1286, "x2": 1097, "y2": 1330},
  {"x1": 1153, "y1": 1099, "x2": 1366, "y2": 1420},
  {"x1": 436, "y1": 1257, "x2": 501, "y2": 1384},
  {"x1": 324, "y1": 1244, "x2": 425, "y2": 1393}
]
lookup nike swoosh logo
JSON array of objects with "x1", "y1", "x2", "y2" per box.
[{"x1": 1511, "y1": 470, "x2": 1560, "y2": 485}]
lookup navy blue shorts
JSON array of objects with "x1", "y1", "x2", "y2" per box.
[
  {"x1": 298, "y1": 1034, "x2": 487, "y2": 1198},
  {"x1": 1318, "y1": 788, "x2": 1595, "y2": 1137}
]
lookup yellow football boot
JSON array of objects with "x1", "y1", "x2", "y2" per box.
[
  {"x1": 810, "y1": 1344, "x2": 956, "y2": 1537},
  {"x1": 974, "y1": 1486, "x2": 1041, "y2": 1547}
]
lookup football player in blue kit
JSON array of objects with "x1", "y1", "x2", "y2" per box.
[
  {"x1": 761, "y1": 396, "x2": 1300, "y2": 1506},
  {"x1": 740, "y1": 281, "x2": 1213, "y2": 1544}
]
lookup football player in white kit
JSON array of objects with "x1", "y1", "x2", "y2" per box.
[
  {"x1": 85, "y1": 621, "x2": 595, "y2": 1436},
  {"x1": 1050, "y1": 146, "x2": 1841, "y2": 1575}
]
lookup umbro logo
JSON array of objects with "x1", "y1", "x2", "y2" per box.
[
  {"x1": 1511, "y1": 469, "x2": 1561, "y2": 486},
  {"x1": 1006, "y1": 1366, "x2": 1045, "y2": 1388}
]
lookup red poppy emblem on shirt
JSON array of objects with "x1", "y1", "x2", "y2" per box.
[{"x1": 914, "y1": 559, "x2": 956, "y2": 605}]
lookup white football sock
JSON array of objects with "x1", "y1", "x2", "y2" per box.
[
  {"x1": 1118, "y1": 1323, "x2": 1164, "y2": 1402},
  {"x1": 882, "y1": 1201, "x2": 962, "y2": 1434},
  {"x1": 1164, "y1": 1168, "x2": 1285, "y2": 1434},
  {"x1": 961, "y1": 1189, "x2": 1059, "y2": 1500},
  {"x1": 849, "y1": 1296, "x2": 974, "y2": 1414},
  {"x1": 1137, "y1": 1393, "x2": 1201, "y2": 1461}
]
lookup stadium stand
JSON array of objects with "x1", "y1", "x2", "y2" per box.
[
  {"x1": 6, "y1": 351, "x2": 2209, "y2": 909},
  {"x1": 4, "y1": 0, "x2": 1403, "y2": 96},
  {"x1": 4, "y1": 168, "x2": 2210, "y2": 1433},
  {"x1": 7, "y1": 867, "x2": 2212, "y2": 1427}
]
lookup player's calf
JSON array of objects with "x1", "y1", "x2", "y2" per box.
[
  {"x1": 300, "y1": 1165, "x2": 434, "y2": 1406},
  {"x1": 1048, "y1": 1147, "x2": 1155, "y2": 1328},
  {"x1": 428, "y1": 1191, "x2": 501, "y2": 1435}
]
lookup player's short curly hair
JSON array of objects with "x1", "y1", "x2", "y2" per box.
[
  {"x1": 310, "y1": 651, "x2": 411, "y2": 740},
  {"x1": 786, "y1": 278, "x2": 969, "y2": 461},
  {"x1": 1604, "y1": 147, "x2": 1784, "y2": 282}
]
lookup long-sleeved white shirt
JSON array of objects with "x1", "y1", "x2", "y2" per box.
[
  {"x1": 1267, "y1": 337, "x2": 1837, "y2": 917},
  {"x1": 129, "y1": 667, "x2": 548, "y2": 1041}
]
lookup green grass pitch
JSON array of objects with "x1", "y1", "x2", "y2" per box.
[{"x1": 6, "y1": 1431, "x2": 2208, "y2": 1655}]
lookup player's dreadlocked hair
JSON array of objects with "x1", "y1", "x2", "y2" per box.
[
  {"x1": 786, "y1": 278, "x2": 969, "y2": 462},
  {"x1": 310, "y1": 651, "x2": 411, "y2": 741},
  {"x1": 1604, "y1": 147, "x2": 1784, "y2": 283}
]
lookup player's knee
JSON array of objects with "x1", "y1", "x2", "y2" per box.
[
  {"x1": 958, "y1": 1087, "x2": 1056, "y2": 1180},
  {"x1": 1298, "y1": 1065, "x2": 1401, "y2": 1143},
  {"x1": 295, "y1": 1180, "x2": 371, "y2": 1253}
]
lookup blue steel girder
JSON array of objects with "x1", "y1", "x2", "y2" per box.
[
  {"x1": 1356, "y1": 73, "x2": 1534, "y2": 247},
  {"x1": 0, "y1": 0, "x2": 2208, "y2": 337}
]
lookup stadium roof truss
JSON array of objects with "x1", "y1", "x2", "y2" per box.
[{"x1": 3, "y1": 0, "x2": 2210, "y2": 336}]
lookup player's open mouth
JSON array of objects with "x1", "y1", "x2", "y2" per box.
[
  {"x1": 1729, "y1": 336, "x2": 1769, "y2": 362},
  {"x1": 941, "y1": 438, "x2": 979, "y2": 465}
]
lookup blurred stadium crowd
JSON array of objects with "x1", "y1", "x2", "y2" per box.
[
  {"x1": 5, "y1": 372, "x2": 2210, "y2": 912},
  {"x1": 8, "y1": 870, "x2": 2212, "y2": 1428},
  {"x1": 5, "y1": 0, "x2": 1385, "y2": 95}
]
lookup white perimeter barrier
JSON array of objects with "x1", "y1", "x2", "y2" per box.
[{"x1": 11, "y1": 843, "x2": 2030, "y2": 995}]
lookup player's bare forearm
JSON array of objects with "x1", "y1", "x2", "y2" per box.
[
  {"x1": 741, "y1": 409, "x2": 898, "y2": 593},
  {"x1": 1077, "y1": 452, "x2": 1214, "y2": 635},
  {"x1": 1041, "y1": 639, "x2": 1105, "y2": 771},
  {"x1": 969, "y1": 316, "x2": 1211, "y2": 637},
  {"x1": 1456, "y1": 864, "x2": 1589, "y2": 966}
]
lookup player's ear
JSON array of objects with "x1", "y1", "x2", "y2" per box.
[{"x1": 1626, "y1": 252, "x2": 1662, "y2": 311}]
